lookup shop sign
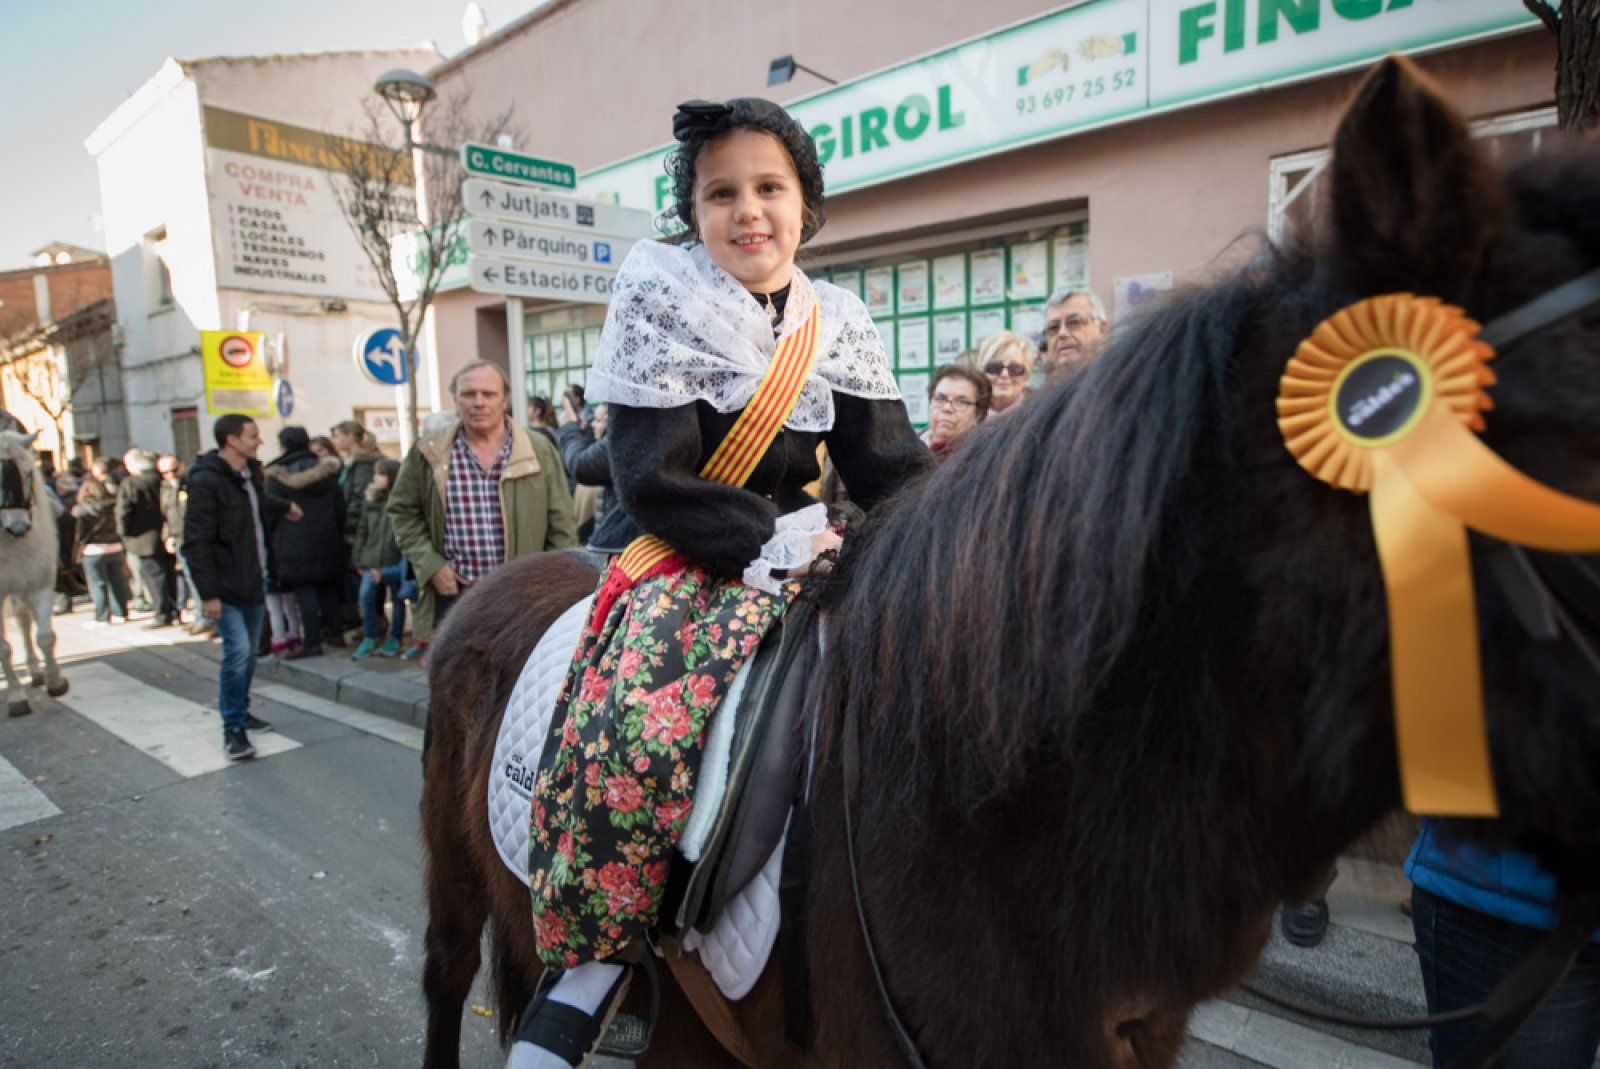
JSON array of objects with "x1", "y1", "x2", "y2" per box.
[
  {"x1": 579, "y1": 0, "x2": 1533, "y2": 225},
  {"x1": 466, "y1": 255, "x2": 617, "y2": 303},
  {"x1": 461, "y1": 142, "x2": 577, "y2": 190},
  {"x1": 200, "y1": 330, "x2": 272, "y2": 415},
  {"x1": 362, "y1": 408, "x2": 402, "y2": 444},
  {"x1": 390, "y1": 225, "x2": 470, "y2": 301},
  {"x1": 1151, "y1": 0, "x2": 1532, "y2": 108},
  {"x1": 204, "y1": 107, "x2": 411, "y2": 302},
  {"x1": 465, "y1": 219, "x2": 634, "y2": 270}
]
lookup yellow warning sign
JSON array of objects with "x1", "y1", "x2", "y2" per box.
[{"x1": 201, "y1": 331, "x2": 271, "y2": 415}]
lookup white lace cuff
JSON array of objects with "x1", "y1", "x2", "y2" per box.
[{"x1": 742, "y1": 504, "x2": 830, "y2": 594}]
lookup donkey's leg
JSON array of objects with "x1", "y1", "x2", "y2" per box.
[
  {"x1": 14, "y1": 598, "x2": 43, "y2": 688},
  {"x1": 27, "y1": 587, "x2": 67, "y2": 697},
  {"x1": 420, "y1": 789, "x2": 490, "y2": 1069},
  {"x1": 0, "y1": 599, "x2": 29, "y2": 717}
]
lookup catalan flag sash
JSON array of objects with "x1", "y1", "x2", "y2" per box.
[{"x1": 594, "y1": 302, "x2": 821, "y2": 620}]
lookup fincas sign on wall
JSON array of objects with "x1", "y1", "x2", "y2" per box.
[{"x1": 580, "y1": 0, "x2": 1532, "y2": 228}]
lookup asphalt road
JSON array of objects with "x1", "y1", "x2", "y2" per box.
[
  {"x1": 0, "y1": 627, "x2": 507, "y2": 1069},
  {"x1": 0, "y1": 621, "x2": 1284, "y2": 1069}
]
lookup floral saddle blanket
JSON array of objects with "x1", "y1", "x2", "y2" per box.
[{"x1": 487, "y1": 592, "x2": 814, "y2": 997}]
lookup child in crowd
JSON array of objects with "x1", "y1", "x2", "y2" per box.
[
  {"x1": 351, "y1": 458, "x2": 406, "y2": 659},
  {"x1": 264, "y1": 589, "x2": 302, "y2": 657}
]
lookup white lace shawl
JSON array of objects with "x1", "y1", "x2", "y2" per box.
[{"x1": 585, "y1": 240, "x2": 900, "y2": 432}]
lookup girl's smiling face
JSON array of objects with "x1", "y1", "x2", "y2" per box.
[{"x1": 693, "y1": 129, "x2": 805, "y2": 294}]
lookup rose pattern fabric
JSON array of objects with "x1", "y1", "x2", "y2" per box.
[{"x1": 527, "y1": 563, "x2": 796, "y2": 967}]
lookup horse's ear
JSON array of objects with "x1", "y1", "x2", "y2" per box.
[{"x1": 1326, "y1": 55, "x2": 1505, "y2": 301}]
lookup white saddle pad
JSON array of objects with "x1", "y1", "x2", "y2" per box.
[{"x1": 487, "y1": 594, "x2": 782, "y2": 1000}]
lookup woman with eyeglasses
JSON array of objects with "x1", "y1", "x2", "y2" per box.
[
  {"x1": 977, "y1": 330, "x2": 1035, "y2": 416},
  {"x1": 923, "y1": 363, "x2": 990, "y2": 457}
]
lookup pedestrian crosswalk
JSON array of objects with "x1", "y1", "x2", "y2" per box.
[
  {"x1": 0, "y1": 750, "x2": 62, "y2": 832},
  {"x1": 52, "y1": 663, "x2": 300, "y2": 778}
]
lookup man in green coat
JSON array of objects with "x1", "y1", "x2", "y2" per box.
[{"x1": 387, "y1": 360, "x2": 578, "y2": 649}]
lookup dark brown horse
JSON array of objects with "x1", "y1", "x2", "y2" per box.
[{"x1": 420, "y1": 59, "x2": 1600, "y2": 1068}]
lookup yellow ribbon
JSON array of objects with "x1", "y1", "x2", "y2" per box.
[{"x1": 1278, "y1": 294, "x2": 1600, "y2": 816}]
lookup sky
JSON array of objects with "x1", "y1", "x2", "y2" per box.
[{"x1": 0, "y1": 0, "x2": 536, "y2": 270}]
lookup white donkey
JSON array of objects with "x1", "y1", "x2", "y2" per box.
[{"x1": 0, "y1": 431, "x2": 68, "y2": 716}]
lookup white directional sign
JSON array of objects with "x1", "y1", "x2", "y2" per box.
[
  {"x1": 467, "y1": 254, "x2": 618, "y2": 304},
  {"x1": 466, "y1": 218, "x2": 634, "y2": 271},
  {"x1": 462, "y1": 178, "x2": 652, "y2": 240}
]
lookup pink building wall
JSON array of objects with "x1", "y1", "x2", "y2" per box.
[{"x1": 421, "y1": 2, "x2": 1554, "y2": 388}]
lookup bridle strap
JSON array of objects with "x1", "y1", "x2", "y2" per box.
[
  {"x1": 1242, "y1": 916, "x2": 1589, "y2": 1046},
  {"x1": 841, "y1": 697, "x2": 931, "y2": 1069},
  {"x1": 0, "y1": 459, "x2": 35, "y2": 527},
  {"x1": 1479, "y1": 267, "x2": 1600, "y2": 351}
]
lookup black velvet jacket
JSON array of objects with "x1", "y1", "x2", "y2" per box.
[{"x1": 606, "y1": 392, "x2": 929, "y2": 578}]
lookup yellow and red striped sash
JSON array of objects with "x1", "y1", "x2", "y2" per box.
[{"x1": 615, "y1": 302, "x2": 821, "y2": 582}]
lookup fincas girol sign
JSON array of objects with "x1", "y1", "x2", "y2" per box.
[{"x1": 580, "y1": 0, "x2": 1533, "y2": 227}]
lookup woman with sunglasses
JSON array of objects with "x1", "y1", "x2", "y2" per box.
[
  {"x1": 512, "y1": 97, "x2": 929, "y2": 1068},
  {"x1": 977, "y1": 330, "x2": 1036, "y2": 416}
]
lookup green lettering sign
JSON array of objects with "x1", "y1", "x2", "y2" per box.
[
  {"x1": 893, "y1": 94, "x2": 932, "y2": 141},
  {"x1": 1223, "y1": 0, "x2": 1247, "y2": 51},
  {"x1": 1179, "y1": 3, "x2": 1218, "y2": 65},
  {"x1": 859, "y1": 107, "x2": 891, "y2": 152},
  {"x1": 1259, "y1": 0, "x2": 1320, "y2": 45},
  {"x1": 936, "y1": 84, "x2": 965, "y2": 130}
]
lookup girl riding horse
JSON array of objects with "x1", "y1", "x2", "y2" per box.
[{"x1": 511, "y1": 98, "x2": 929, "y2": 1066}]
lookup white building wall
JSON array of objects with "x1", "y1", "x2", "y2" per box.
[
  {"x1": 86, "y1": 48, "x2": 439, "y2": 455},
  {"x1": 88, "y1": 62, "x2": 218, "y2": 452}
]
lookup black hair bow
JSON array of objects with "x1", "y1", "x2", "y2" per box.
[{"x1": 673, "y1": 100, "x2": 732, "y2": 142}]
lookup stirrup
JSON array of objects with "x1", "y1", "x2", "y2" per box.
[
  {"x1": 597, "y1": 948, "x2": 661, "y2": 1059},
  {"x1": 513, "y1": 967, "x2": 628, "y2": 1067}
]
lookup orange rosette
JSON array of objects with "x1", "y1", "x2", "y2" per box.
[{"x1": 1277, "y1": 294, "x2": 1600, "y2": 817}]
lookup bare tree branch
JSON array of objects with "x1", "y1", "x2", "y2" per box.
[
  {"x1": 1525, "y1": 0, "x2": 1561, "y2": 35},
  {"x1": 1527, "y1": 0, "x2": 1600, "y2": 133},
  {"x1": 327, "y1": 91, "x2": 512, "y2": 440}
]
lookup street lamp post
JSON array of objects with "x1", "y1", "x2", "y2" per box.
[{"x1": 374, "y1": 69, "x2": 437, "y2": 454}]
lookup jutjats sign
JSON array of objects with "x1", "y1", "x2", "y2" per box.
[{"x1": 580, "y1": 0, "x2": 1533, "y2": 226}]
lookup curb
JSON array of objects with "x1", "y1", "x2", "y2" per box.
[{"x1": 184, "y1": 639, "x2": 430, "y2": 728}]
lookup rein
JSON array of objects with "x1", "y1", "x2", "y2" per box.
[
  {"x1": 0, "y1": 458, "x2": 36, "y2": 534},
  {"x1": 838, "y1": 268, "x2": 1600, "y2": 1069}
]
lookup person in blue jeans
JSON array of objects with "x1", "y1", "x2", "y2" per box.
[
  {"x1": 350, "y1": 458, "x2": 406, "y2": 659},
  {"x1": 1407, "y1": 819, "x2": 1600, "y2": 1067},
  {"x1": 181, "y1": 415, "x2": 302, "y2": 760}
]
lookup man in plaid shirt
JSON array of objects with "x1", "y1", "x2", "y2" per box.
[{"x1": 388, "y1": 361, "x2": 578, "y2": 660}]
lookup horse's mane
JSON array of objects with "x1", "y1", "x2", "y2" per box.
[
  {"x1": 822, "y1": 138, "x2": 1600, "y2": 821},
  {"x1": 823, "y1": 244, "x2": 1318, "y2": 806}
]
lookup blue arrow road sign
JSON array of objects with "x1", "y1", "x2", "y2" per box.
[{"x1": 354, "y1": 328, "x2": 416, "y2": 386}]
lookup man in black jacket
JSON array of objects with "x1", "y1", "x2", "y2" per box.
[
  {"x1": 116, "y1": 449, "x2": 178, "y2": 628},
  {"x1": 182, "y1": 415, "x2": 301, "y2": 761}
]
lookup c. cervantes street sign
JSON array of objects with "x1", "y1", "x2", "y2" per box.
[{"x1": 459, "y1": 142, "x2": 577, "y2": 191}]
